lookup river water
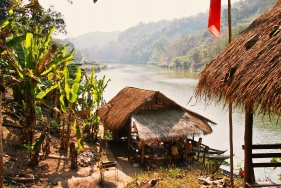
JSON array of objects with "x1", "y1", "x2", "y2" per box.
[{"x1": 95, "y1": 63, "x2": 281, "y2": 180}]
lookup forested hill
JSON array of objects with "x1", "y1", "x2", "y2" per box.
[
  {"x1": 68, "y1": 31, "x2": 120, "y2": 49},
  {"x1": 68, "y1": 0, "x2": 276, "y2": 71}
]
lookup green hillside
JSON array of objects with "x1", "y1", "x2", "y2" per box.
[{"x1": 72, "y1": 0, "x2": 276, "y2": 71}]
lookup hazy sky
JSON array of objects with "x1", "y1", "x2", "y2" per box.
[{"x1": 39, "y1": 0, "x2": 240, "y2": 38}]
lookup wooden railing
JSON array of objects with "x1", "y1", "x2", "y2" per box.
[{"x1": 242, "y1": 144, "x2": 281, "y2": 187}]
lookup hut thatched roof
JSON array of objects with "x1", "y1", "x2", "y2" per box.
[
  {"x1": 195, "y1": 0, "x2": 281, "y2": 116},
  {"x1": 132, "y1": 109, "x2": 212, "y2": 143},
  {"x1": 97, "y1": 87, "x2": 215, "y2": 140}
]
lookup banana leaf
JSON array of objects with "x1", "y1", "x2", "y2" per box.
[
  {"x1": 36, "y1": 84, "x2": 58, "y2": 99},
  {"x1": 63, "y1": 68, "x2": 71, "y2": 101},
  {"x1": 23, "y1": 134, "x2": 45, "y2": 153},
  {"x1": 25, "y1": 33, "x2": 35, "y2": 69},
  {"x1": 4, "y1": 35, "x2": 26, "y2": 51},
  {"x1": 91, "y1": 67, "x2": 95, "y2": 84},
  {"x1": 59, "y1": 95, "x2": 66, "y2": 112},
  {"x1": 58, "y1": 81, "x2": 66, "y2": 112},
  {"x1": 69, "y1": 68, "x2": 81, "y2": 103},
  {"x1": 23, "y1": 144, "x2": 34, "y2": 153},
  {"x1": 70, "y1": 83, "x2": 79, "y2": 103},
  {"x1": 73, "y1": 119, "x2": 83, "y2": 151},
  {"x1": 43, "y1": 26, "x2": 55, "y2": 48},
  {"x1": 74, "y1": 68, "x2": 82, "y2": 84},
  {"x1": 0, "y1": 20, "x2": 9, "y2": 29},
  {"x1": 5, "y1": 49, "x2": 24, "y2": 78},
  {"x1": 35, "y1": 105, "x2": 42, "y2": 118},
  {"x1": 59, "y1": 44, "x2": 69, "y2": 57},
  {"x1": 36, "y1": 98, "x2": 60, "y2": 113},
  {"x1": 83, "y1": 119, "x2": 88, "y2": 128},
  {"x1": 77, "y1": 138, "x2": 83, "y2": 152},
  {"x1": 33, "y1": 134, "x2": 45, "y2": 152},
  {"x1": 40, "y1": 49, "x2": 74, "y2": 76},
  {"x1": 14, "y1": 43, "x2": 25, "y2": 67},
  {"x1": 93, "y1": 115, "x2": 100, "y2": 124},
  {"x1": 93, "y1": 89, "x2": 102, "y2": 103},
  {"x1": 24, "y1": 68, "x2": 41, "y2": 83},
  {"x1": 37, "y1": 27, "x2": 56, "y2": 70}
]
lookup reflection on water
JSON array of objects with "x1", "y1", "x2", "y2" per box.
[{"x1": 96, "y1": 63, "x2": 281, "y2": 180}]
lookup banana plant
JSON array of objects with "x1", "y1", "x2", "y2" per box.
[
  {"x1": 58, "y1": 66, "x2": 83, "y2": 152},
  {"x1": 77, "y1": 67, "x2": 110, "y2": 141},
  {"x1": 18, "y1": 28, "x2": 73, "y2": 144},
  {"x1": 23, "y1": 134, "x2": 45, "y2": 166},
  {"x1": 1, "y1": 8, "x2": 74, "y2": 165}
]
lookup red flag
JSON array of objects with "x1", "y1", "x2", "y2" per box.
[{"x1": 208, "y1": 0, "x2": 221, "y2": 37}]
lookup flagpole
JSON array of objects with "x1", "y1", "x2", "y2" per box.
[{"x1": 227, "y1": 0, "x2": 234, "y2": 187}]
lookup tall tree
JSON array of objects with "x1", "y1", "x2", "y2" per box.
[
  {"x1": 0, "y1": 0, "x2": 14, "y2": 22},
  {"x1": 14, "y1": 0, "x2": 67, "y2": 36}
]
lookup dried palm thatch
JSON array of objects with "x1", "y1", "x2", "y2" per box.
[
  {"x1": 132, "y1": 109, "x2": 212, "y2": 143},
  {"x1": 195, "y1": 0, "x2": 281, "y2": 116},
  {"x1": 97, "y1": 87, "x2": 215, "y2": 140}
]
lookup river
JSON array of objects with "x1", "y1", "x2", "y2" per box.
[{"x1": 95, "y1": 63, "x2": 281, "y2": 180}]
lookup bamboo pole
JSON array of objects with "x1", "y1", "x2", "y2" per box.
[{"x1": 227, "y1": 0, "x2": 234, "y2": 187}]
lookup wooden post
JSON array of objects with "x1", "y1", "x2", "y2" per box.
[
  {"x1": 244, "y1": 103, "x2": 255, "y2": 187},
  {"x1": 227, "y1": 0, "x2": 234, "y2": 186},
  {"x1": 128, "y1": 121, "x2": 132, "y2": 160},
  {"x1": 70, "y1": 142, "x2": 77, "y2": 169},
  {"x1": 229, "y1": 102, "x2": 234, "y2": 185},
  {"x1": 141, "y1": 144, "x2": 145, "y2": 164},
  {"x1": 203, "y1": 146, "x2": 208, "y2": 167}
]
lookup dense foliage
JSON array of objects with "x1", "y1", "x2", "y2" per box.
[
  {"x1": 0, "y1": 0, "x2": 108, "y2": 172},
  {"x1": 75, "y1": 0, "x2": 276, "y2": 71}
]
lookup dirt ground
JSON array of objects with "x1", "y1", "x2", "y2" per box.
[
  {"x1": 3, "y1": 114, "x2": 137, "y2": 188},
  {"x1": 2, "y1": 113, "x2": 206, "y2": 188}
]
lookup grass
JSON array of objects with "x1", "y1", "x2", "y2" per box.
[
  {"x1": 124, "y1": 165, "x2": 244, "y2": 188},
  {"x1": 125, "y1": 165, "x2": 202, "y2": 188}
]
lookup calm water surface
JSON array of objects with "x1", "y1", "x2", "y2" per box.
[{"x1": 96, "y1": 63, "x2": 281, "y2": 180}]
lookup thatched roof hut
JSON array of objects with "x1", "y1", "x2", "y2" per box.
[
  {"x1": 97, "y1": 86, "x2": 215, "y2": 143},
  {"x1": 195, "y1": 0, "x2": 280, "y2": 185},
  {"x1": 195, "y1": 0, "x2": 281, "y2": 117},
  {"x1": 132, "y1": 109, "x2": 212, "y2": 143}
]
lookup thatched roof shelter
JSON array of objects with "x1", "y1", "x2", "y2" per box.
[
  {"x1": 195, "y1": 0, "x2": 281, "y2": 117},
  {"x1": 97, "y1": 87, "x2": 215, "y2": 142},
  {"x1": 195, "y1": 0, "x2": 280, "y2": 186},
  {"x1": 132, "y1": 109, "x2": 212, "y2": 143}
]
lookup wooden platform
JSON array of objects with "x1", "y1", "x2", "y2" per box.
[{"x1": 246, "y1": 181, "x2": 281, "y2": 187}]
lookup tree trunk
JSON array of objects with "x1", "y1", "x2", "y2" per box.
[
  {"x1": 11, "y1": 85, "x2": 24, "y2": 104},
  {"x1": 60, "y1": 119, "x2": 66, "y2": 150},
  {"x1": 30, "y1": 149, "x2": 39, "y2": 166},
  {"x1": 21, "y1": 97, "x2": 35, "y2": 144},
  {"x1": 244, "y1": 103, "x2": 254, "y2": 187},
  {"x1": 0, "y1": 91, "x2": 4, "y2": 188},
  {"x1": 70, "y1": 142, "x2": 77, "y2": 169}
]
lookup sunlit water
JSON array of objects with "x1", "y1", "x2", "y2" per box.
[{"x1": 95, "y1": 63, "x2": 281, "y2": 180}]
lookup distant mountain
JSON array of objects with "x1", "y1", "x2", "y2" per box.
[
  {"x1": 68, "y1": 0, "x2": 276, "y2": 71},
  {"x1": 67, "y1": 31, "x2": 121, "y2": 49}
]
